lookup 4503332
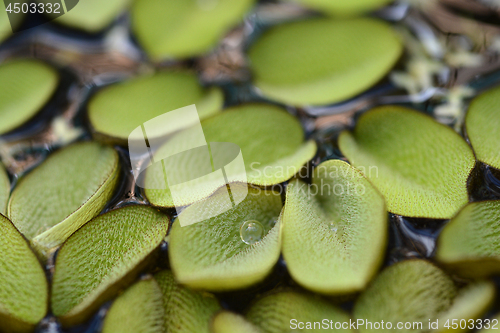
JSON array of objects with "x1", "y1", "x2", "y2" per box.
[
  {"x1": 444, "y1": 319, "x2": 499, "y2": 330},
  {"x1": 5, "y1": 2, "x2": 61, "y2": 14}
]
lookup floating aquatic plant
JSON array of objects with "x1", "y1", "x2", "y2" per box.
[
  {"x1": 353, "y1": 260, "x2": 494, "y2": 333},
  {"x1": 169, "y1": 184, "x2": 282, "y2": 291},
  {"x1": 155, "y1": 270, "x2": 220, "y2": 333},
  {"x1": 465, "y1": 85, "x2": 500, "y2": 170},
  {"x1": 132, "y1": 0, "x2": 255, "y2": 60},
  {"x1": 88, "y1": 71, "x2": 223, "y2": 143},
  {"x1": 246, "y1": 291, "x2": 352, "y2": 333},
  {"x1": 282, "y1": 160, "x2": 387, "y2": 295},
  {"x1": 436, "y1": 200, "x2": 500, "y2": 278},
  {"x1": 0, "y1": 214, "x2": 48, "y2": 333},
  {"x1": 8, "y1": 141, "x2": 120, "y2": 257},
  {"x1": 144, "y1": 104, "x2": 316, "y2": 207},
  {"x1": 339, "y1": 106, "x2": 476, "y2": 219},
  {"x1": 0, "y1": 0, "x2": 499, "y2": 331},
  {"x1": 51, "y1": 205, "x2": 169, "y2": 326},
  {"x1": 101, "y1": 278, "x2": 164, "y2": 333},
  {"x1": 0, "y1": 60, "x2": 58, "y2": 135},
  {"x1": 248, "y1": 18, "x2": 402, "y2": 106}
]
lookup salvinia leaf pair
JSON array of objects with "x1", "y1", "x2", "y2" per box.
[{"x1": 169, "y1": 159, "x2": 386, "y2": 295}]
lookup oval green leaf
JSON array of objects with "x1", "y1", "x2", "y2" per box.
[
  {"x1": 132, "y1": 0, "x2": 254, "y2": 60},
  {"x1": 102, "y1": 278, "x2": 165, "y2": 333},
  {"x1": 145, "y1": 104, "x2": 316, "y2": 207},
  {"x1": 169, "y1": 184, "x2": 283, "y2": 291},
  {"x1": 8, "y1": 141, "x2": 120, "y2": 257},
  {"x1": 284, "y1": 0, "x2": 392, "y2": 16},
  {"x1": 339, "y1": 106, "x2": 475, "y2": 219},
  {"x1": 436, "y1": 200, "x2": 500, "y2": 278},
  {"x1": 353, "y1": 260, "x2": 457, "y2": 333},
  {"x1": 434, "y1": 281, "x2": 495, "y2": 332},
  {"x1": 51, "y1": 205, "x2": 169, "y2": 326},
  {"x1": 248, "y1": 18, "x2": 402, "y2": 106},
  {"x1": 41, "y1": 0, "x2": 130, "y2": 32},
  {"x1": 0, "y1": 60, "x2": 58, "y2": 135},
  {"x1": 88, "y1": 71, "x2": 223, "y2": 143},
  {"x1": 246, "y1": 291, "x2": 353, "y2": 333},
  {"x1": 282, "y1": 160, "x2": 387, "y2": 295},
  {"x1": 0, "y1": 214, "x2": 48, "y2": 333},
  {"x1": 211, "y1": 311, "x2": 262, "y2": 333},
  {"x1": 0, "y1": 163, "x2": 10, "y2": 215},
  {"x1": 155, "y1": 270, "x2": 221, "y2": 333},
  {"x1": 465, "y1": 85, "x2": 500, "y2": 170}
]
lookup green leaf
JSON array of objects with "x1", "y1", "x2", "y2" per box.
[
  {"x1": 169, "y1": 184, "x2": 282, "y2": 291},
  {"x1": 284, "y1": 0, "x2": 392, "y2": 16},
  {"x1": 41, "y1": 0, "x2": 130, "y2": 32},
  {"x1": 131, "y1": 0, "x2": 254, "y2": 60},
  {"x1": 88, "y1": 71, "x2": 223, "y2": 143},
  {"x1": 102, "y1": 278, "x2": 165, "y2": 333},
  {"x1": 8, "y1": 141, "x2": 120, "y2": 257},
  {"x1": 339, "y1": 106, "x2": 475, "y2": 219},
  {"x1": 436, "y1": 200, "x2": 500, "y2": 277},
  {"x1": 0, "y1": 3, "x2": 13, "y2": 43},
  {"x1": 154, "y1": 270, "x2": 221, "y2": 333},
  {"x1": 433, "y1": 281, "x2": 495, "y2": 333},
  {"x1": 0, "y1": 214, "x2": 48, "y2": 333},
  {"x1": 465, "y1": 85, "x2": 500, "y2": 170},
  {"x1": 246, "y1": 291, "x2": 353, "y2": 333},
  {"x1": 0, "y1": 60, "x2": 58, "y2": 135},
  {"x1": 0, "y1": 163, "x2": 10, "y2": 215},
  {"x1": 211, "y1": 311, "x2": 262, "y2": 333},
  {"x1": 282, "y1": 160, "x2": 387, "y2": 295},
  {"x1": 51, "y1": 205, "x2": 169, "y2": 326},
  {"x1": 248, "y1": 18, "x2": 402, "y2": 106},
  {"x1": 145, "y1": 104, "x2": 316, "y2": 207},
  {"x1": 354, "y1": 260, "x2": 457, "y2": 333}
]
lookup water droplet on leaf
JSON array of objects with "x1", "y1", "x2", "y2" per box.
[
  {"x1": 329, "y1": 223, "x2": 338, "y2": 233},
  {"x1": 240, "y1": 220, "x2": 264, "y2": 245}
]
